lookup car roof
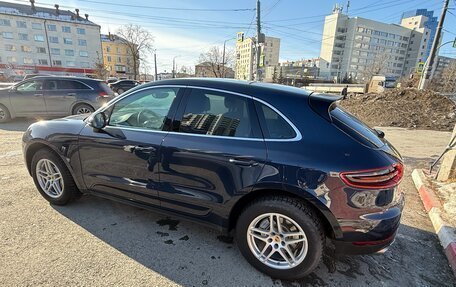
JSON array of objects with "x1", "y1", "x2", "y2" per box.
[
  {"x1": 141, "y1": 78, "x2": 312, "y2": 102},
  {"x1": 23, "y1": 76, "x2": 102, "y2": 82}
]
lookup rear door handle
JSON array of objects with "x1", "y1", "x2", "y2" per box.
[{"x1": 229, "y1": 158, "x2": 258, "y2": 166}]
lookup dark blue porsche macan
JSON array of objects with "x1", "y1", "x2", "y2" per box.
[{"x1": 22, "y1": 78, "x2": 404, "y2": 279}]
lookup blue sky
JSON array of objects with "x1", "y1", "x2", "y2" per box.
[{"x1": 13, "y1": 0, "x2": 456, "y2": 72}]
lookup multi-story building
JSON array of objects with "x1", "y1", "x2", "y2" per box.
[
  {"x1": 433, "y1": 55, "x2": 456, "y2": 78},
  {"x1": 319, "y1": 5, "x2": 433, "y2": 82},
  {"x1": 235, "y1": 32, "x2": 280, "y2": 81},
  {"x1": 0, "y1": 1, "x2": 101, "y2": 78},
  {"x1": 264, "y1": 59, "x2": 320, "y2": 83},
  {"x1": 195, "y1": 61, "x2": 234, "y2": 78},
  {"x1": 101, "y1": 33, "x2": 138, "y2": 79},
  {"x1": 401, "y1": 9, "x2": 438, "y2": 61}
]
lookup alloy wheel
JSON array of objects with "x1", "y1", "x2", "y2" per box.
[
  {"x1": 0, "y1": 107, "x2": 5, "y2": 120},
  {"x1": 77, "y1": 107, "x2": 91, "y2": 114},
  {"x1": 35, "y1": 159, "x2": 64, "y2": 198},
  {"x1": 247, "y1": 213, "x2": 308, "y2": 270}
]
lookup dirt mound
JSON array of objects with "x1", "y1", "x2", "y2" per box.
[{"x1": 340, "y1": 88, "x2": 456, "y2": 131}]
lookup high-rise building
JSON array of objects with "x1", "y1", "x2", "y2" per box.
[
  {"x1": 101, "y1": 33, "x2": 138, "y2": 79},
  {"x1": 319, "y1": 5, "x2": 432, "y2": 82},
  {"x1": 0, "y1": 1, "x2": 101, "y2": 78},
  {"x1": 401, "y1": 9, "x2": 438, "y2": 61},
  {"x1": 235, "y1": 33, "x2": 280, "y2": 81}
]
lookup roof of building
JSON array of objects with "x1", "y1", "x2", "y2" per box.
[
  {"x1": 100, "y1": 33, "x2": 128, "y2": 43},
  {"x1": 0, "y1": 1, "x2": 98, "y2": 26}
]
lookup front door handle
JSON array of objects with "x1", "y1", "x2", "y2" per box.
[
  {"x1": 123, "y1": 145, "x2": 155, "y2": 153},
  {"x1": 229, "y1": 158, "x2": 258, "y2": 166}
]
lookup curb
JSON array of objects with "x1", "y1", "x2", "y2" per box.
[{"x1": 411, "y1": 169, "x2": 456, "y2": 276}]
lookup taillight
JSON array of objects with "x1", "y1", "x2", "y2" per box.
[
  {"x1": 98, "y1": 91, "x2": 109, "y2": 97},
  {"x1": 340, "y1": 163, "x2": 403, "y2": 189}
]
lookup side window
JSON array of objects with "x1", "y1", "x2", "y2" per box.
[
  {"x1": 70, "y1": 81, "x2": 91, "y2": 90},
  {"x1": 57, "y1": 80, "x2": 74, "y2": 90},
  {"x1": 256, "y1": 102, "x2": 296, "y2": 139},
  {"x1": 179, "y1": 89, "x2": 258, "y2": 138},
  {"x1": 109, "y1": 87, "x2": 178, "y2": 130},
  {"x1": 43, "y1": 80, "x2": 57, "y2": 90},
  {"x1": 16, "y1": 80, "x2": 43, "y2": 92}
]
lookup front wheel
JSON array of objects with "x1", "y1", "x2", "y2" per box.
[
  {"x1": 0, "y1": 104, "x2": 11, "y2": 123},
  {"x1": 72, "y1": 104, "x2": 94, "y2": 115},
  {"x1": 235, "y1": 196, "x2": 324, "y2": 280}
]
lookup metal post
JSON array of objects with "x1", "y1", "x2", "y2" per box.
[
  {"x1": 154, "y1": 51, "x2": 158, "y2": 81},
  {"x1": 255, "y1": 0, "x2": 261, "y2": 81},
  {"x1": 418, "y1": 0, "x2": 449, "y2": 90}
]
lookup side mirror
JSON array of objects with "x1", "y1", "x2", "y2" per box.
[
  {"x1": 374, "y1": 128, "x2": 385, "y2": 139},
  {"x1": 89, "y1": 112, "x2": 107, "y2": 130}
]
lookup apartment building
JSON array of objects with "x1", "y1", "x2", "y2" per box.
[
  {"x1": 101, "y1": 33, "x2": 138, "y2": 79},
  {"x1": 195, "y1": 62, "x2": 234, "y2": 78},
  {"x1": 235, "y1": 32, "x2": 280, "y2": 81},
  {"x1": 264, "y1": 58, "x2": 321, "y2": 83},
  {"x1": 0, "y1": 1, "x2": 101, "y2": 78},
  {"x1": 433, "y1": 55, "x2": 456, "y2": 78},
  {"x1": 319, "y1": 6, "x2": 432, "y2": 82}
]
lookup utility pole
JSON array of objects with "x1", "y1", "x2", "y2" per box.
[
  {"x1": 418, "y1": 0, "x2": 449, "y2": 90},
  {"x1": 255, "y1": 0, "x2": 261, "y2": 81},
  {"x1": 154, "y1": 50, "x2": 158, "y2": 81}
]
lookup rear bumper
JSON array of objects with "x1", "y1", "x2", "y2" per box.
[{"x1": 333, "y1": 193, "x2": 404, "y2": 255}]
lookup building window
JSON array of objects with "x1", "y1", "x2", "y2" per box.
[
  {"x1": 2, "y1": 32, "x2": 13, "y2": 39},
  {"x1": 32, "y1": 23, "x2": 42, "y2": 30},
  {"x1": 107, "y1": 56, "x2": 111, "y2": 62},
  {"x1": 18, "y1": 33, "x2": 28, "y2": 40},
  {"x1": 78, "y1": 39, "x2": 87, "y2": 46},
  {"x1": 81, "y1": 62, "x2": 90, "y2": 68},
  {"x1": 66, "y1": 61, "x2": 76, "y2": 67},
  {"x1": 116, "y1": 47, "x2": 121, "y2": 53},
  {"x1": 63, "y1": 38, "x2": 73, "y2": 45},
  {"x1": 38, "y1": 59, "x2": 48, "y2": 65},
  {"x1": 51, "y1": 48, "x2": 60, "y2": 55},
  {"x1": 23, "y1": 58, "x2": 33, "y2": 64},
  {"x1": 117, "y1": 57, "x2": 122, "y2": 63},
  {"x1": 79, "y1": 51, "x2": 89, "y2": 57},
  {"x1": 52, "y1": 60, "x2": 62, "y2": 66},
  {"x1": 47, "y1": 24, "x2": 56, "y2": 31},
  {"x1": 7, "y1": 56, "x2": 17, "y2": 63},
  {"x1": 64, "y1": 49, "x2": 75, "y2": 56},
  {"x1": 36, "y1": 47, "x2": 46, "y2": 53},
  {"x1": 0, "y1": 19, "x2": 11, "y2": 26},
  {"x1": 5, "y1": 44, "x2": 16, "y2": 51},
  {"x1": 62, "y1": 26, "x2": 71, "y2": 33},
  {"x1": 21, "y1": 45, "x2": 32, "y2": 53},
  {"x1": 34, "y1": 35, "x2": 45, "y2": 42},
  {"x1": 77, "y1": 28, "x2": 86, "y2": 35},
  {"x1": 106, "y1": 46, "x2": 111, "y2": 52},
  {"x1": 16, "y1": 21, "x2": 26, "y2": 28},
  {"x1": 49, "y1": 36, "x2": 59, "y2": 43}
]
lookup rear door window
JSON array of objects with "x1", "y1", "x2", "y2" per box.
[
  {"x1": 330, "y1": 106, "x2": 384, "y2": 148},
  {"x1": 255, "y1": 102, "x2": 296, "y2": 139}
]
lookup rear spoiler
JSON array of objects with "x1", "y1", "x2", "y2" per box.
[{"x1": 308, "y1": 93, "x2": 343, "y2": 121}]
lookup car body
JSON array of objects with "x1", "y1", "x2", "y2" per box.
[
  {"x1": 23, "y1": 73, "x2": 53, "y2": 81},
  {"x1": 0, "y1": 76, "x2": 115, "y2": 122},
  {"x1": 108, "y1": 79, "x2": 140, "y2": 94},
  {"x1": 22, "y1": 79, "x2": 404, "y2": 279},
  {"x1": 106, "y1": 77, "x2": 118, "y2": 84}
]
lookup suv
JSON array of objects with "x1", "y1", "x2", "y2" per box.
[
  {"x1": 0, "y1": 76, "x2": 115, "y2": 122},
  {"x1": 22, "y1": 79, "x2": 404, "y2": 279},
  {"x1": 108, "y1": 79, "x2": 140, "y2": 94}
]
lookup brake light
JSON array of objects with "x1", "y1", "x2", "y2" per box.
[
  {"x1": 340, "y1": 163, "x2": 403, "y2": 189},
  {"x1": 98, "y1": 91, "x2": 109, "y2": 97}
]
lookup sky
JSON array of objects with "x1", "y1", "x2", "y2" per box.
[{"x1": 9, "y1": 0, "x2": 456, "y2": 73}]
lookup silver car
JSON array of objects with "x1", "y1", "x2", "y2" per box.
[{"x1": 0, "y1": 76, "x2": 115, "y2": 123}]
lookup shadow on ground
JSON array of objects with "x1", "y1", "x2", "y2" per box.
[
  {"x1": 0, "y1": 118, "x2": 39, "y2": 132},
  {"x1": 52, "y1": 195, "x2": 455, "y2": 287}
]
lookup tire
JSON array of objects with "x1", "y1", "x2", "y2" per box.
[
  {"x1": 72, "y1": 103, "x2": 94, "y2": 115},
  {"x1": 235, "y1": 196, "x2": 324, "y2": 280},
  {"x1": 0, "y1": 104, "x2": 11, "y2": 123},
  {"x1": 31, "y1": 148, "x2": 81, "y2": 205},
  {"x1": 117, "y1": 88, "x2": 124, "y2": 94}
]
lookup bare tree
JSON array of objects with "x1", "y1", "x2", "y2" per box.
[
  {"x1": 94, "y1": 57, "x2": 109, "y2": 80},
  {"x1": 440, "y1": 61, "x2": 456, "y2": 93},
  {"x1": 361, "y1": 52, "x2": 390, "y2": 83},
  {"x1": 117, "y1": 24, "x2": 154, "y2": 80},
  {"x1": 179, "y1": 65, "x2": 194, "y2": 76},
  {"x1": 198, "y1": 46, "x2": 234, "y2": 78}
]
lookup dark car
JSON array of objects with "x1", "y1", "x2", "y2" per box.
[
  {"x1": 108, "y1": 79, "x2": 140, "y2": 94},
  {"x1": 22, "y1": 79, "x2": 404, "y2": 280},
  {"x1": 0, "y1": 76, "x2": 115, "y2": 123}
]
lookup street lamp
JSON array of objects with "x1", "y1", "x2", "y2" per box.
[{"x1": 172, "y1": 55, "x2": 180, "y2": 78}]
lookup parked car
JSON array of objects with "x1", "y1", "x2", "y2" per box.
[
  {"x1": 106, "y1": 77, "x2": 118, "y2": 84},
  {"x1": 23, "y1": 73, "x2": 52, "y2": 81},
  {"x1": 0, "y1": 76, "x2": 115, "y2": 123},
  {"x1": 22, "y1": 79, "x2": 404, "y2": 280},
  {"x1": 108, "y1": 79, "x2": 140, "y2": 94}
]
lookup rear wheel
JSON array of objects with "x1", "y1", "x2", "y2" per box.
[
  {"x1": 72, "y1": 104, "x2": 94, "y2": 115},
  {"x1": 31, "y1": 149, "x2": 81, "y2": 205},
  {"x1": 117, "y1": 88, "x2": 125, "y2": 94},
  {"x1": 235, "y1": 196, "x2": 324, "y2": 280},
  {"x1": 0, "y1": 104, "x2": 11, "y2": 123}
]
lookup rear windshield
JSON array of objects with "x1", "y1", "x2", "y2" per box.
[
  {"x1": 330, "y1": 106, "x2": 384, "y2": 148},
  {"x1": 99, "y1": 82, "x2": 114, "y2": 94}
]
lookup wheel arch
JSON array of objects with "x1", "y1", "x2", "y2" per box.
[
  {"x1": 70, "y1": 102, "x2": 95, "y2": 115},
  {"x1": 228, "y1": 188, "x2": 342, "y2": 239}
]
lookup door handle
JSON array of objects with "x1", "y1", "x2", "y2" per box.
[
  {"x1": 229, "y1": 158, "x2": 258, "y2": 166},
  {"x1": 34, "y1": 93, "x2": 43, "y2": 97},
  {"x1": 123, "y1": 145, "x2": 155, "y2": 153}
]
